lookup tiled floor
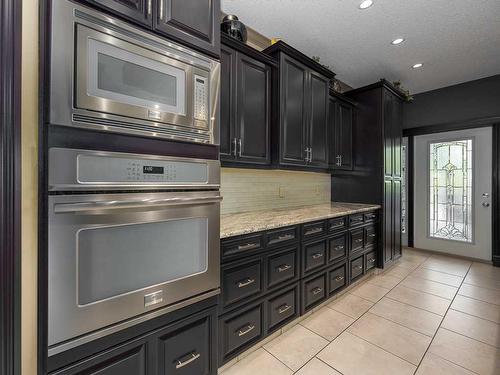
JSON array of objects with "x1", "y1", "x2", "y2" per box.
[{"x1": 219, "y1": 248, "x2": 500, "y2": 375}]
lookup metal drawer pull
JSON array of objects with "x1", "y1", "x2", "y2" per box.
[
  {"x1": 355, "y1": 239, "x2": 363, "y2": 243},
  {"x1": 237, "y1": 242, "x2": 259, "y2": 251},
  {"x1": 368, "y1": 234, "x2": 376, "y2": 238},
  {"x1": 332, "y1": 221, "x2": 344, "y2": 228},
  {"x1": 354, "y1": 265, "x2": 363, "y2": 271},
  {"x1": 269, "y1": 233, "x2": 294, "y2": 244},
  {"x1": 277, "y1": 264, "x2": 292, "y2": 273},
  {"x1": 312, "y1": 253, "x2": 324, "y2": 259},
  {"x1": 368, "y1": 258, "x2": 376, "y2": 263},
  {"x1": 175, "y1": 352, "x2": 201, "y2": 369},
  {"x1": 312, "y1": 287, "x2": 323, "y2": 295},
  {"x1": 237, "y1": 278, "x2": 255, "y2": 288},
  {"x1": 366, "y1": 214, "x2": 376, "y2": 219},
  {"x1": 334, "y1": 245, "x2": 345, "y2": 251},
  {"x1": 334, "y1": 276, "x2": 345, "y2": 282},
  {"x1": 305, "y1": 227, "x2": 323, "y2": 235},
  {"x1": 237, "y1": 324, "x2": 255, "y2": 337},
  {"x1": 277, "y1": 304, "x2": 292, "y2": 314}
]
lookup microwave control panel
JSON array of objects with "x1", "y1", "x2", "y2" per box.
[
  {"x1": 77, "y1": 154, "x2": 209, "y2": 184},
  {"x1": 193, "y1": 75, "x2": 208, "y2": 122}
]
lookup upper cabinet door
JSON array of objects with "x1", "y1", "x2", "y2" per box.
[
  {"x1": 155, "y1": 0, "x2": 220, "y2": 57},
  {"x1": 83, "y1": 0, "x2": 152, "y2": 26},
  {"x1": 328, "y1": 98, "x2": 339, "y2": 169},
  {"x1": 392, "y1": 96, "x2": 403, "y2": 178},
  {"x1": 280, "y1": 56, "x2": 308, "y2": 166},
  {"x1": 220, "y1": 45, "x2": 237, "y2": 161},
  {"x1": 383, "y1": 92, "x2": 394, "y2": 177},
  {"x1": 337, "y1": 101, "x2": 353, "y2": 170},
  {"x1": 236, "y1": 54, "x2": 271, "y2": 165},
  {"x1": 308, "y1": 72, "x2": 329, "y2": 168}
]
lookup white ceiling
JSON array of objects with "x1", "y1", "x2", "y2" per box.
[{"x1": 221, "y1": 0, "x2": 500, "y2": 93}]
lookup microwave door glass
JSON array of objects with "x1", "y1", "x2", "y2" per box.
[
  {"x1": 87, "y1": 38, "x2": 186, "y2": 116},
  {"x1": 77, "y1": 218, "x2": 208, "y2": 306}
]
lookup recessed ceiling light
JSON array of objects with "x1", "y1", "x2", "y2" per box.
[
  {"x1": 359, "y1": 0, "x2": 373, "y2": 9},
  {"x1": 412, "y1": 63, "x2": 424, "y2": 69},
  {"x1": 391, "y1": 38, "x2": 405, "y2": 45}
]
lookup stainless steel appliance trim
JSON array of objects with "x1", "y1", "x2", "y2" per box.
[
  {"x1": 48, "y1": 288, "x2": 220, "y2": 356},
  {"x1": 49, "y1": 148, "x2": 220, "y2": 191}
]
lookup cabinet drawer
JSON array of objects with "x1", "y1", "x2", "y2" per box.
[
  {"x1": 303, "y1": 239, "x2": 327, "y2": 274},
  {"x1": 222, "y1": 234, "x2": 264, "y2": 260},
  {"x1": 267, "y1": 288, "x2": 298, "y2": 331},
  {"x1": 329, "y1": 233, "x2": 347, "y2": 263},
  {"x1": 349, "y1": 214, "x2": 364, "y2": 227},
  {"x1": 159, "y1": 316, "x2": 211, "y2": 374},
  {"x1": 266, "y1": 226, "x2": 298, "y2": 247},
  {"x1": 329, "y1": 264, "x2": 347, "y2": 294},
  {"x1": 365, "y1": 225, "x2": 377, "y2": 247},
  {"x1": 222, "y1": 260, "x2": 262, "y2": 307},
  {"x1": 267, "y1": 247, "x2": 298, "y2": 289},
  {"x1": 302, "y1": 221, "x2": 326, "y2": 238},
  {"x1": 364, "y1": 211, "x2": 378, "y2": 222},
  {"x1": 365, "y1": 251, "x2": 377, "y2": 271},
  {"x1": 221, "y1": 305, "x2": 263, "y2": 360},
  {"x1": 303, "y1": 273, "x2": 327, "y2": 311},
  {"x1": 328, "y1": 217, "x2": 347, "y2": 232},
  {"x1": 350, "y1": 255, "x2": 364, "y2": 281},
  {"x1": 350, "y1": 229, "x2": 364, "y2": 253}
]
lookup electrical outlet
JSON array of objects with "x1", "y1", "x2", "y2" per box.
[{"x1": 279, "y1": 185, "x2": 286, "y2": 198}]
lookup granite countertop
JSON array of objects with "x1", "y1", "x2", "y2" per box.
[{"x1": 220, "y1": 202, "x2": 381, "y2": 238}]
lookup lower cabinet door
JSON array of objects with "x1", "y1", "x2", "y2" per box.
[
  {"x1": 267, "y1": 286, "x2": 298, "y2": 332},
  {"x1": 302, "y1": 239, "x2": 327, "y2": 275},
  {"x1": 329, "y1": 263, "x2": 347, "y2": 294},
  {"x1": 158, "y1": 315, "x2": 212, "y2": 375},
  {"x1": 350, "y1": 255, "x2": 364, "y2": 281},
  {"x1": 365, "y1": 251, "x2": 377, "y2": 271},
  {"x1": 267, "y1": 247, "x2": 298, "y2": 289},
  {"x1": 302, "y1": 273, "x2": 327, "y2": 312},
  {"x1": 219, "y1": 304, "x2": 263, "y2": 363},
  {"x1": 328, "y1": 233, "x2": 347, "y2": 263},
  {"x1": 222, "y1": 259, "x2": 262, "y2": 308}
]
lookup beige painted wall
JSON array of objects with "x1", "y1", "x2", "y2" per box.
[
  {"x1": 221, "y1": 168, "x2": 331, "y2": 214},
  {"x1": 21, "y1": 0, "x2": 39, "y2": 374}
]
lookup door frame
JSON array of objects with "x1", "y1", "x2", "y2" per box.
[
  {"x1": 1, "y1": 0, "x2": 23, "y2": 374},
  {"x1": 404, "y1": 119, "x2": 500, "y2": 266}
]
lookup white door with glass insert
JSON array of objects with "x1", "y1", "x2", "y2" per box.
[{"x1": 414, "y1": 127, "x2": 492, "y2": 260}]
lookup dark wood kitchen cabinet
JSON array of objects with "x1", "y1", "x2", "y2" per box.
[
  {"x1": 332, "y1": 80, "x2": 404, "y2": 268},
  {"x1": 79, "y1": 0, "x2": 220, "y2": 57},
  {"x1": 220, "y1": 34, "x2": 275, "y2": 166},
  {"x1": 264, "y1": 41, "x2": 334, "y2": 170},
  {"x1": 329, "y1": 92, "x2": 355, "y2": 170}
]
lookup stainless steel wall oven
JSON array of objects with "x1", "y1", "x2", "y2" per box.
[
  {"x1": 47, "y1": 148, "x2": 221, "y2": 356},
  {"x1": 50, "y1": 0, "x2": 220, "y2": 145}
]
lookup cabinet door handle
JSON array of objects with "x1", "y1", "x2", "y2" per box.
[
  {"x1": 237, "y1": 278, "x2": 255, "y2": 288},
  {"x1": 312, "y1": 287, "x2": 323, "y2": 295},
  {"x1": 305, "y1": 227, "x2": 323, "y2": 236},
  {"x1": 355, "y1": 238, "x2": 363, "y2": 243},
  {"x1": 159, "y1": 0, "x2": 163, "y2": 19},
  {"x1": 237, "y1": 324, "x2": 255, "y2": 337},
  {"x1": 332, "y1": 221, "x2": 344, "y2": 228},
  {"x1": 339, "y1": 155, "x2": 342, "y2": 166},
  {"x1": 148, "y1": 0, "x2": 152, "y2": 15},
  {"x1": 334, "y1": 275, "x2": 345, "y2": 282},
  {"x1": 304, "y1": 148, "x2": 310, "y2": 163},
  {"x1": 368, "y1": 258, "x2": 376, "y2": 263},
  {"x1": 354, "y1": 265, "x2": 362, "y2": 271},
  {"x1": 312, "y1": 253, "x2": 324, "y2": 260},
  {"x1": 334, "y1": 245, "x2": 345, "y2": 251},
  {"x1": 269, "y1": 233, "x2": 294, "y2": 244},
  {"x1": 277, "y1": 304, "x2": 292, "y2": 314},
  {"x1": 237, "y1": 242, "x2": 259, "y2": 251},
  {"x1": 368, "y1": 234, "x2": 376, "y2": 238},
  {"x1": 277, "y1": 264, "x2": 292, "y2": 273},
  {"x1": 175, "y1": 352, "x2": 201, "y2": 369},
  {"x1": 232, "y1": 138, "x2": 238, "y2": 157},
  {"x1": 238, "y1": 138, "x2": 242, "y2": 157},
  {"x1": 309, "y1": 148, "x2": 313, "y2": 162}
]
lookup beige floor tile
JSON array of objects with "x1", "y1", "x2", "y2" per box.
[
  {"x1": 459, "y1": 284, "x2": 500, "y2": 306},
  {"x1": 300, "y1": 307, "x2": 354, "y2": 341},
  {"x1": 451, "y1": 295, "x2": 500, "y2": 323},
  {"x1": 396, "y1": 259, "x2": 422, "y2": 270},
  {"x1": 221, "y1": 348, "x2": 292, "y2": 375},
  {"x1": 410, "y1": 267, "x2": 463, "y2": 287},
  {"x1": 464, "y1": 274, "x2": 500, "y2": 291},
  {"x1": 348, "y1": 312, "x2": 431, "y2": 365},
  {"x1": 416, "y1": 353, "x2": 476, "y2": 375},
  {"x1": 442, "y1": 309, "x2": 500, "y2": 348},
  {"x1": 401, "y1": 253, "x2": 429, "y2": 265},
  {"x1": 387, "y1": 285, "x2": 451, "y2": 315},
  {"x1": 385, "y1": 265, "x2": 414, "y2": 279},
  {"x1": 429, "y1": 328, "x2": 500, "y2": 375},
  {"x1": 294, "y1": 358, "x2": 341, "y2": 375},
  {"x1": 421, "y1": 256, "x2": 471, "y2": 277},
  {"x1": 401, "y1": 276, "x2": 458, "y2": 300},
  {"x1": 317, "y1": 332, "x2": 416, "y2": 375},
  {"x1": 328, "y1": 293, "x2": 374, "y2": 319},
  {"x1": 468, "y1": 262, "x2": 500, "y2": 282},
  {"x1": 263, "y1": 324, "x2": 328, "y2": 371},
  {"x1": 370, "y1": 297, "x2": 442, "y2": 336},
  {"x1": 350, "y1": 282, "x2": 390, "y2": 303},
  {"x1": 368, "y1": 274, "x2": 403, "y2": 289}
]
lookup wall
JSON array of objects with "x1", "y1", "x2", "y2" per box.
[
  {"x1": 221, "y1": 168, "x2": 331, "y2": 214},
  {"x1": 404, "y1": 74, "x2": 500, "y2": 129},
  {"x1": 21, "y1": 0, "x2": 39, "y2": 374}
]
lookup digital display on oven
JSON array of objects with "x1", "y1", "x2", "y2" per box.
[{"x1": 143, "y1": 166, "x2": 164, "y2": 174}]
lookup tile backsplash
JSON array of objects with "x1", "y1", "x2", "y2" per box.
[{"x1": 221, "y1": 168, "x2": 331, "y2": 214}]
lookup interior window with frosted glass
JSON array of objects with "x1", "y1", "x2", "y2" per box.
[{"x1": 429, "y1": 139, "x2": 473, "y2": 242}]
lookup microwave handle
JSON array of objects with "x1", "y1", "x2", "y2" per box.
[{"x1": 54, "y1": 195, "x2": 223, "y2": 213}]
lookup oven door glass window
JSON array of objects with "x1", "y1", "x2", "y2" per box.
[
  {"x1": 77, "y1": 218, "x2": 207, "y2": 305},
  {"x1": 87, "y1": 38, "x2": 186, "y2": 115}
]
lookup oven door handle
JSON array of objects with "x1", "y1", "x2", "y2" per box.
[{"x1": 54, "y1": 195, "x2": 223, "y2": 213}]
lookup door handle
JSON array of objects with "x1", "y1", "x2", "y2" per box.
[
  {"x1": 232, "y1": 138, "x2": 238, "y2": 157},
  {"x1": 277, "y1": 264, "x2": 292, "y2": 273},
  {"x1": 238, "y1": 138, "x2": 242, "y2": 157},
  {"x1": 237, "y1": 324, "x2": 255, "y2": 337},
  {"x1": 482, "y1": 202, "x2": 490, "y2": 207},
  {"x1": 311, "y1": 253, "x2": 324, "y2": 260},
  {"x1": 237, "y1": 278, "x2": 256, "y2": 288},
  {"x1": 175, "y1": 352, "x2": 201, "y2": 369},
  {"x1": 312, "y1": 287, "x2": 323, "y2": 295},
  {"x1": 277, "y1": 304, "x2": 292, "y2": 314}
]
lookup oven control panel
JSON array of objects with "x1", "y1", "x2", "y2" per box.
[{"x1": 193, "y1": 75, "x2": 208, "y2": 121}]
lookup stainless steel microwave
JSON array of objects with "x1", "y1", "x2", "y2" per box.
[{"x1": 49, "y1": 0, "x2": 220, "y2": 145}]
